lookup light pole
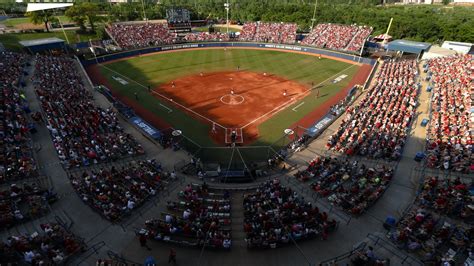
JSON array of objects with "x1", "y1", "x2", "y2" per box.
[
  {"x1": 141, "y1": 0, "x2": 147, "y2": 21},
  {"x1": 224, "y1": 0, "x2": 230, "y2": 34},
  {"x1": 310, "y1": 0, "x2": 318, "y2": 30}
]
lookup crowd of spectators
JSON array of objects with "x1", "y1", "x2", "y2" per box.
[
  {"x1": 388, "y1": 207, "x2": 473, "y2": 264},
  {"x1": 0, "y1": 223, "x2": 84, "y2": 265},
  {"x1": 1, "y1": 52, "x2": 39, "y2": 183},
  {"x1": 108, "y1": 23, "x2": 176, "y2": 49},
  {"x1": 0, "y1": 181, "x2": 57, "y2": 229},
  {"x1": 34, "y1": 55, "x2": 144, "y2": 168},
  {"x1": 326, "y1": 60, "x2": 419, "y2": 160},
  {"x1": 243, "y1": 179, "x2": 337, "y2": 248},
  {"x1": 183, "y1": 32, "x2": 230, "y2": 42},
  {"x1": 416, "y1": 176, "x2": 473, "y2": 224},
  {"x1": 302, "y1": 23, "x2": 372, "y2": 53},
  {"x1": 239, "y1": 22, "x2": 297, "y2": 44},
  {"x1": 68, "y1": 159, "x2": 166, "y2": 221},
  {"x1": 295, "y1": 156, "x2": 393, "y2": 215},
  {"x1": 424, "y1": 54, "x2": 473, "y2": 173},
  {"x1": 141, "y1": 183, "x2": 232, "y2": 249}
]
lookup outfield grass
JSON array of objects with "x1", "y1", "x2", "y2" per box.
[
  {"x1": 0, "y1": 31, "x2": 99, "y2": 51},
  {"x1": 98, "y1": 49, "x2": 359, "y2": 149}
]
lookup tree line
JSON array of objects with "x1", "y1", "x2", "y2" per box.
[{"x1": 2, "y1": 1, "x2": 473, "y2": 43}]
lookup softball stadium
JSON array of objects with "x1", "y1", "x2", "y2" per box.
[{"x1": 0, "y1": 2, "x2": 472, "y2": 266}]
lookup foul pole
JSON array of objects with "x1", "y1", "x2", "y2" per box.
[{"x1": 310, "y1": 0, "x2": 318, "y2": 30}]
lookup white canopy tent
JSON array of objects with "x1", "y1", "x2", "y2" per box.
[
  {"x1": 26, "y1": 3, "x2": 73, "y2": 13},
  {"x1": 26, "y1": 3, "x2": 74, "y2": 44}
]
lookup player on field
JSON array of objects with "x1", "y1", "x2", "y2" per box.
[
  {"x1": 283, "y1": 89, "x2": 287, "y2": 97},
  {"x1": 171, "y1": 81, "x2": 175, "y2": 88},
  {"x1": 212, "y1": 123, "x2": 217, "y2": 133},
  {"x1": 230, "y1": 89, "x2": 235, "y2": 95}
]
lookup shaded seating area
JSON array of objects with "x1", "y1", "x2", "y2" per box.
[
  {"x1": 326, "y1": 60, "x2": 419, "y2": 160},
  {"x1": 295, "y1": 156, "x2": 393, "y2": 216},
  {"x1": 243, "y1": 179, "x2": 338, "y2": 249},
  {"x1": 68, "y1": 159, "x2": 167, "y2": 222},
  {"x1": 0, "y1": 222, "x2": 85, "y2": 265},
  {"x1": 140, "y1": 183, "x2": 232, "y2": 249},
  {"x1": 416, "y1": 176, "x2": 473, "y2": 224},
  {"x1": 0, "y1": 52, "x2": 39, "y2": 184},
  {"x1": 424, "y1": 54, "x2": 473, "y2": 173},
  {"x1": 0, "y1": 178, "x2": 57, "y2": 229},
  {"x1": 33, "y1": 55, "x2": 144, "y2": 169},
  {"x1": 387, "y1": 207, "x2": 473, "y2": 265}
]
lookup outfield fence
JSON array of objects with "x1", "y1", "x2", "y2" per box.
[{"x1": 81, "y1": 42, "x2": 376, "y2": 67}]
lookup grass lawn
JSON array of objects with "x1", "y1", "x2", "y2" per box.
[
  {"x1": 98, "y1": 49, "x2": 359, "y2": 151},
  {"x1": 0, "y1": 30, "x2": 99, "y2": 51},
  {"x1": 3, "y1": 16, "x2": 72, "y2": 27}
]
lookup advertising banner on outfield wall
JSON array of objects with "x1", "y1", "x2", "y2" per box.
[{"x1": 82, "y1": 42, "x2": 376, "y2": 66}]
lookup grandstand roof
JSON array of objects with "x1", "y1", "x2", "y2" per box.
[
  {"x1": 386, "y1": 39, "x2": 431, "y2": 54},
  {"x1": 19, "y1": 37, "x2": 66, "y2": 53},
  {"x1": 19, "y1": 37, "x2": 65, "y2": 47}
]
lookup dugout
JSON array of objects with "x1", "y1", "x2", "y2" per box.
[
  {"x1": 19, "y1": 37, "x2": 67, "y2": 54},
  {"x1": 386, "y1": 39, "x2": 431, "y2": 58}
]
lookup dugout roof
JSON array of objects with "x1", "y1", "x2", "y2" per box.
[{"x1": 386, "y1": 39, "x2": 431, "y2": 54}]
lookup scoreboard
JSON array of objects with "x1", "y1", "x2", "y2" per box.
[{"x1": 166, "y1": 8, "x2": 191, "y2": 23}]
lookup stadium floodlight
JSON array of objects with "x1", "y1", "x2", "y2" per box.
[
  {"x1": 310, "y1": 0, "x2": 318, "y2": 30},
  {"x1": 224, "y1": 0, "x2": 230, "y2": 34},
  {"x1": 140, "y1": 0, "x2": 147, "y2": 21}
]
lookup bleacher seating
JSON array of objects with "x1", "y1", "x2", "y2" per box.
[
  {"x1": 108, "y1": 23, "x2": 176, "y2": 49},
  {"x1": 33, "y1": 55, "x2": 144, "y2": 168},
  {"x1": 388, "y1": 207, "x2": 472, "y2": 264},
  {"x1": 0, "y1": 52, "x2": 39, "y2": 183},
  {"x1": 295, "y1": 156, "x2": 394, "y2": 215},
  {"x1": 424, "y1": 54, "x2": 473, "y2": 173},
  {"x1": 302, "y1": 23, "x2": 372, "y2": 53},
  {"x1": 0, "y1": 180, "x2": 57, "y2": 229},
  {"x1": 415, "y1": 176, "x2": 473, "y2": 224},
  {"x1": 326, "y1": 60, "x2": 419, "y2": 160},
  {"x1": 68, "y1": 159, "x2": 166, "y2": 222},
  {"x1": 0, "y1": 222, "x2": 85, "y2": 264},
  {"x1": 239, "y1": 22, "x2": 297, "y2": 44},
  {"x1": 183, "y1": 32, "x2": 230, "y2": 42},
  {"x1": 243, "y1": 179, "x2": 337, "y2": 248},
  {"x1": 140, "y1": 183, "x2": 232, "y2": 249}
]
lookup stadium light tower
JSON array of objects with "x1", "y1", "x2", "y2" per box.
[
  {"x1": 310, "y1": 0, "x2": 318, "y2": 30},
  {"x1": 141, "y1": 0, "x2": 147, "y2": 21},
  {"x1": 224, "y1": 0, "x2": 230, "y2": 34}
]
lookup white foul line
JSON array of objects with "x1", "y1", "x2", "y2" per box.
[
  {"x1": 159, "y1": 103, "x2": 173, "y2": 113},
  {"x1": 99, "y1": 64, "x2": 226, "y2": 130},
  {"x1": 292, "y1": 101, "x2": 305, "y2": 112}
]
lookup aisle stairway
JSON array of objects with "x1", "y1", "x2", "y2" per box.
[{"x1": 230, "y1": 192, "x2": 247, "y2": 248}]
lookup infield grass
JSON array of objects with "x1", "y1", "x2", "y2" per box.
[{"x1": 97, "y1": 48, "x2": 359, "y2": 148}]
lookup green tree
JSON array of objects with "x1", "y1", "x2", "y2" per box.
[
  {"x1": 27, "y1": 10, "x2": 58, "y2": 32},
  {"x1": 65, "y1": 2, "x2": 104, "y2": 32},
  {"x1": 65, "y1": 5, "x2": 87, "y2": 31}
]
